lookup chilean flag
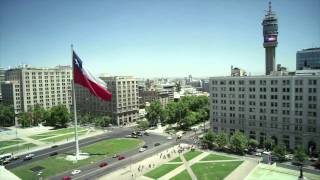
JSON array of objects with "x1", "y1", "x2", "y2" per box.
[{"x1": 73, "y1": 51, "x2": 112, "y2": 101}]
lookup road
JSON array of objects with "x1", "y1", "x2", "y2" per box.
[
  {"x1": 52, "y1": 132, "x2": 173, "y2": 180},
  {"x1": 6, "y1": 126, "x2": 203, "y2": 180},
  {"x1": 65, "y1": 130, "x2": 202, "y2": 180},
  {"x1": 5, "y1": 127, "x2": 135, "y2": 169}
]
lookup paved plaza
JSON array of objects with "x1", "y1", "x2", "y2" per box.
[{"x1": 99, "y1": 144, "x2": 260, "y2": 180}]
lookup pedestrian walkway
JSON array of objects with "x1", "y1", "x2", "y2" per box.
[
  {"x1": 158, "y1": 151, "x2": 208, "y2": 180},
  {"x1": 100, "y1": 144, "x2": 190, "y2": 180},
  {"x1": 225, "y1": 159, "x2": 258, "y2": 180},
  {"x1": 100, "y1": 145, "x2": 259, "y2": 180}
]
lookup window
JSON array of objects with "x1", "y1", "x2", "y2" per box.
[
  {"x1": 308, "y1": 79, "x2": 317, "y2": 85},
  {"x1": 271, "y1": 80, "x2": 278, "y2": 85}
]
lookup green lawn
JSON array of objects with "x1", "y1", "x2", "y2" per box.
[
  {"x1": 170, "y1": 170, "x2": 192, "y2": 180},
  {"x1": 0, "y1": 143, "x2": 37, "y2": 154},
  {"x1": 183, "y1": 150, "x2": 202, "y2": 161},
  {"x1": 29, "y1": 128, "x2": 86, "y2": 140},
  {"x1": 200, "y1": 154, "x2": 235, "y2": 161},
  {"x1": 0, "y1": 138, "x2": 24, "y2": 148},
  {"x1": 170, "y1": 156, "x2": 182, "y2": 162},
  {"x1": 40, "y1": 130, "x2": 88, "y2": 143},
  {"x1": 144, "y1": 164, "x2": 181, "y2": 179},
  {"x1": 11, "y1": 138, "x2": 143, "y2": 180},
  {"x1": 191, "y1": 161, "x2": 243, "y2": 180}
]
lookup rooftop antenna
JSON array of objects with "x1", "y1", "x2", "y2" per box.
[{"x1": 268, "y1": 1, "x2": 272, "y2": 14}]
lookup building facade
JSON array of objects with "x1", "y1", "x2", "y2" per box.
[
  {"x1": 296, "y1": 48, "x2": 320, "y2": 70},
  {"x1": 1, "y1": 65, "x2": 72, "y2": 113},
  {"x1": 75, "y1": 76, "x2": 139, "y2": 126},
  {"x1": 209, "y1": 74, "x2": 320, "y2": 152},
  {"x1": 0, "y1": 67, "x2": 6, "y2": 102}
]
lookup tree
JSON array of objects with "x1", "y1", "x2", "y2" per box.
[
  {"x1": 18, "y1": 112, "x2": 32, "y2": 128},
  {"x1": 179, "y1": 111, "x2": 197, "y2": 130},
  {"x1": 48, "y1": 105, "x2": 70, "y2": 128},
  {"x1": 248, "y1": 139, "x2": 259, "y2": 150},
  {"x1": 216, "y1": 132, "x2": 228, "y2": 149},
  {"x1": 79, "y1": 113, "x2": 92, "y2": 125},
  {"x1": 202, "y1": 130, "x2": 216, "y2": 149},
  {"x1": 294, "y1": 145, "x2": 307, "y2": 165},
  {"x1": 0, "y1": 104, "x2": 15, "y2": 126},
  {"x1": 230, "y1": 131, "x2": 248, "y2": 155},
  {"x1": 137, "y1": 120, "x2": 150, "y2": 130},
  {"x1": 272, "y1": 144, "x2": 287, "y2": 162},
  {"x1": 264, "y1": 138, "x2": 275, "y2": 151},
  {"x1": 145, "y1": 101, "x2": 166, "y2": 126},
  {"x1": 94, "y1": 116, "x2": 112, "y2": 127},
  {"x1": 32, "y1": 104, "x2": 46, "y2": 126}
]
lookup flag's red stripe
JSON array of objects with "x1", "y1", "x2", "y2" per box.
[{"x1": 74, "y1": 65, "x2": 112, "y2": 101}]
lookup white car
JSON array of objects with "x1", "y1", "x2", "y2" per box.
[
  {"x1": 167, "y1": 136, "x2": 173, "y2": 140},
  {"x1": 71, "y1": 169, "x2": 81, "y2": 175},
  {"x1": 139, "y1": 148, "x2": 146, "y2": 152}
]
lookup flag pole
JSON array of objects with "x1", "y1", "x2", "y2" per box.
[{"x1": 71, "y1": 44, "x2": 80, "y2": 162}]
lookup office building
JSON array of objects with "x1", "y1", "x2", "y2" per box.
[
  {"x1": 262, "y1": 2, "x2": 278, "y2": 75},
  {"x1": 0, "y1": 67, "x2": 6, "y2": 101},
  {"x1": 1, "y1": 65, "x2": 72, "y2": 113},
  {"x1": 75, "y1": 76, "x2": 139, "y2": 126},
  {"x1": 209, "y1": 74, "x2": 320, "y2": 152},
  {"x1": 296, "y1": 48, "x2": 320, "y2": 70}
]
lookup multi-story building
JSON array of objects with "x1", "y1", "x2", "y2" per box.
[
  {"x1": 1, "y1": 65, "x2": 72, "y2": 113},
  {"x1": 0, "y1": 67, "x2": 6, "y2": 101},
  {"x1": 296, "y1": 48, "x2": 320, "y2": 70},
  {"x1": 209, "y1": 72, "x2": 320, "y2": 152},
  {"x1": 162, "y1": 85, "x2": 175, "y2": 101},
  {"x1": 75, "y1": 76, "x2": 139, "y2": 126}
]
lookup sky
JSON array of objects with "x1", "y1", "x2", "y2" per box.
[{"x1": 0, "y1": 0, "x2": 319, "y2": 78}]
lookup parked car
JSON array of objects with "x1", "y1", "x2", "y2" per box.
[
  {"x1": 51, "y1": 145, "x2": 59, "y2": 148},
  {"x1": 167, "y1": 136, "x2": 173, "y2": 140},
  {"x1": 125, "y1": 135, "x2": 132, "y2": 138},
  {"x1": 99, "y1": 162, "x2": 108, "y2": 167},
  {"x1": 137, "y1": 132, "x2": 143, "y2": 136},
  {"x1": 118, "y1": 155, "x2": 125, "y2": 160},
  {"x1": 142, "y1": 145, "x2": 148, "y2": 148},
  {"x1": 132, "y1": 131, "x2": 137, "y2": 135},
  {"x1": 1, "y1": 159, "x2": 10, "y2": 164},
  {"x1": 144, "y1": 132, "x2": 149, "y2": 136},
  {"x1": 132, "y1": 135, "x2": 138, "y2": 138},
  {"x1": 11, "y1": 156, "x2": 19, "y2": 160},
  {"x1": 24, "y1": 154, "x2": 34, "y2": 161},
  {"x1": 71, "y1": 169, "x2": 81, "y2": 175},
  {"x1": 139, "y1": 148, "x2": 146, "y2": 152},
  {"x1": 154, "y1": 143, "x2": 161, "y2": 147},
  {"x1": 50, "y1": 152, "x2": 58, "y2": 156},
  {"x1": 112, "y1": 154, "x2": 119, "y2": 158},
  {"x1": 63, "y1": 176, "x2": 71, "y2": 180}
]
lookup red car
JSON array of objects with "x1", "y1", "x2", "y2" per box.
[
  {"x1": 118, "y1": 155, "x2": 125, "y2": 160},
  {"x1": 99, "y1": 162, "x2": 108, "y2": 167},
  {"x1": 63, "y1": 176, "x2": 71, "y2": 180}
]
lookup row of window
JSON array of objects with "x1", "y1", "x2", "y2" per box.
[{"x1": 212, "y1": 79, "x2": 318, "y2": 86}]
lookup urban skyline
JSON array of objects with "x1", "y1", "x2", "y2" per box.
[{"x1": 1, "y1": 0, "x2": 319, "y2": 77}]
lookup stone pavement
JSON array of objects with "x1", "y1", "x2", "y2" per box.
[
  {"x1": 225, "y1": 158, "x2": 259, "y2": 180},
  {"x1": 158, "y1": 151, "x2": 209, "y2": 180},
  {"x1": 98, "y1": 145, "x2": 261, "y2": 180},
  {"x1": 99, "y1": 144, "x2": 190, "y2": 180}
]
